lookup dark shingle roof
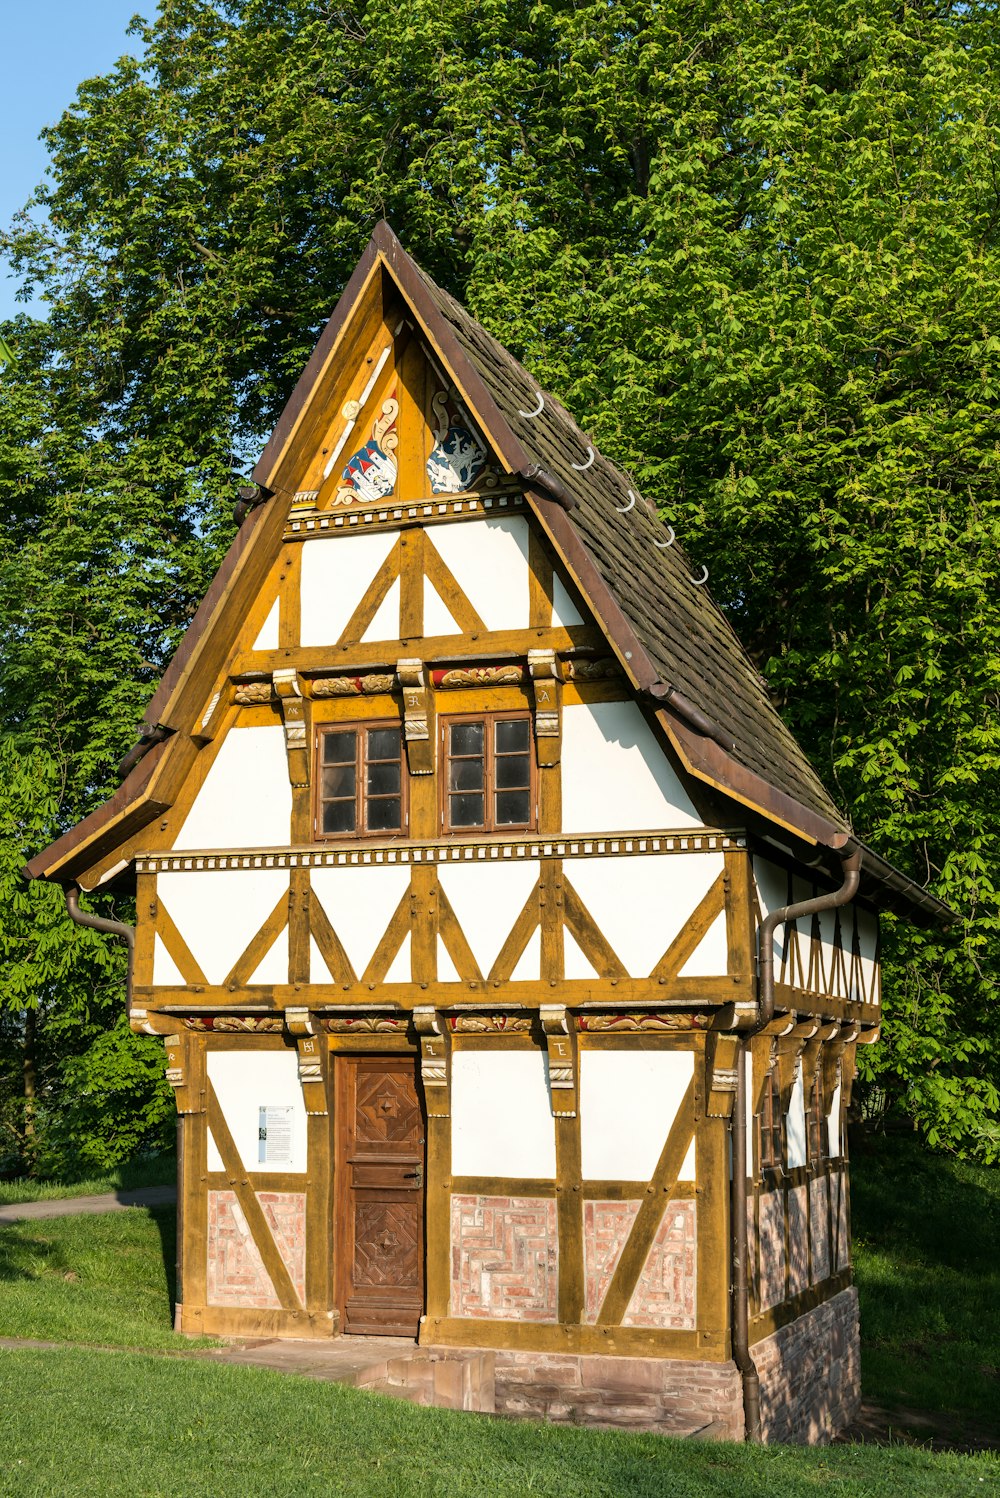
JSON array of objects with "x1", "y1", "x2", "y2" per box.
[{"x1": 407, "y1": 256, "x2": 847, "y2": 831}]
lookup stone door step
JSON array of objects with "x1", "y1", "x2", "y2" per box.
[{"x1": 213, "y1": 1335, "x2": 496, "y2": 1413}]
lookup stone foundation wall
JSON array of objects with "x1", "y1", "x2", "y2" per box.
[
  {"x1": 753, "y1": 1286, "x2": 861, "y2": 1444},
  {"x1": 494, "y1": 1350, "x2": 745, "y2": 1440}
]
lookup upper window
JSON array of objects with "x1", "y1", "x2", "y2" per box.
[
  {"x1": 442, "y1": 714, "x2": 535, "y2": 833},
  {"x1": 316, "y1": 724, "x2": 406, "y2": 838},
  {"x1": 758, "y1": 1068, "x2": 784, "y2": 1173}
]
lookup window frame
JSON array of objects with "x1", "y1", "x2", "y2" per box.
[
  {"x1": 439, "y1": 710, "x2": 537, "y2": 836},
  {"x1": 757, "y1": 1067, "x2": 785, "y2": 1175},
  {"x1": 806, "y1": 1069, "x2": 825, "y2": 1167},
  {"x1": 314, "y1": 719, "x2": 409, "y2": 841}
]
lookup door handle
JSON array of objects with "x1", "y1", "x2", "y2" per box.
[{"x1": 403, "y1": 1164, "x2": 424, "y2": 1187}]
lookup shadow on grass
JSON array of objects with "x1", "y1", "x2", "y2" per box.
[{"x1": 850, "y1": 1130, "x2": 1000, "y2": 1435}]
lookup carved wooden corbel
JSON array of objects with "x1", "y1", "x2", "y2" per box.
[
  {"x1": 273, "y1": 669, "x2": 310, "y2": 787},
  {"x1": 164, "y1": 1033, "x2": 199, "y2": 1114},
  {"x1": 284, "y1": 1007, "x2": 328, "y2": 1114},
  {"x1": 704, "y1": 1032, "x2": 739, "y2": 1118},
  {"x1": 527, "y1": 649, "x2": 562, "y2": 767},
  {"x1": 413, "y1": 1007, "x2": 450, "y2": 1115},
  {"x1": 540, "y1": 1003, "x2": 577, "y2": 1116},
  {"x1": 397, "y1": 659, "x2": 435, "y2": 775},
  {"x1": 750, "y1": 1033, "x2": 776, "y2": 1114}
]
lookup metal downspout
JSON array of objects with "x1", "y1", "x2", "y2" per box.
[
  {"x1": 731, "y1": 843, "x2": 862, "y2": 1442},
  {"x1": 65, "y1": 886, "x2": 136, "y2": 1020}
]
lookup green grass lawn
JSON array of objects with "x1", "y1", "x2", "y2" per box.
[
  {"x1": 0, "y1": 1202, "x2": 214, "y2": 1351},
  {"x1": 851, "y1": 1131, "x2": 1000, "y2": 1435},
  {"x1": 0, "y1": 1344, "x2": 995, "y2": 1498},
  {"x1": 0, "y1": 1135, "x2": 996, "y2": 1494},
  {"x1": 0, "y1": 1151, "x2": 176, "y2": 1206}
]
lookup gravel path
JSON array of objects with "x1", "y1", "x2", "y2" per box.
[{"x1": 0, "y1": 1186, "x2": 177, "y2": 1224}]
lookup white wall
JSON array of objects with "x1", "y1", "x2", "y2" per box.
[
  {"x1": 826, "y1": 1082, "x2": 843, "y2": 1157},
  {"x1": 561, "y1": 701, "x2": 701, "y2": 832},
  {"x1": 786, "y1": 1067, "x2": 807, "y2": 1169},
  {"x1": 206, "y1": 1049, "x2": 307, "y2": 1173},
  {"x1": 451, "y1": 1050, "x2": 556, "y2": 1178},
  {"x1": 156, "y1": 868, "x2": 289, "y2": 986},
  {"x1": 310, "y1": 863, "x2": 413, "y2": 978},
  {"x1": 425, "y1": 516, "x2": 530, "y2": 631},
  {"x1": 436, "y1": 860, "x2": 540, "y2": 977},
  {"x1": 173, "y1": 727, "x2": 291, "y2": 850},
  {"x1": 300, "y1": 530, "x2": 396, "y2": 646},
  {"x1": 856, "y1": 907, "x2": 880, "y2": 1005},
  {"x1": 579, "y1": 1050, "x2": 696, "y2": 1181},
  {"x1": 563, "y1": 852, "x2": 724, "y2": 977}
]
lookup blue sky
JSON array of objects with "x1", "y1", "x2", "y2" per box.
[{"x1": 1, "y1": 1, "x2": 143, "y2": 320}]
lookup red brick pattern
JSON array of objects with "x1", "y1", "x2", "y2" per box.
[
  {"x1": 810, "y1": 1177, "x2": 831, "y2": 1282},
  {"x1": 582, "y1": 1201, "x2": 639, "y2": 1322},
  {"x1": 206, "y1": 1190, "x2": 306, "y2": 1308},
  {"x1": 787, "y1": 1184, "x2": 809, "y2": 1298},
  {"x1": 754, "y1": 1286, "x2": 861, "y2": 1443},
  {"x1": 451, "y1": 1195, "x2": 558, "y2": 1321},
  {"x1": 623, "y1": 1201, "x2": 696, "y2": 1329},
  {"x1": 758, "y1": 1190, "x2": 786, "y2": 1311}
]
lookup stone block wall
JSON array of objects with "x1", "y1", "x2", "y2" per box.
[
  {"x1": 493, "y1": 1350, "x2": 745, "y2": 1440},
  {"x1": 753, "y1": 1286, "x2": 861, "y2": 1444}
]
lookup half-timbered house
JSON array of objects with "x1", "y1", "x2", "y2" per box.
[{"x1": 25, "y1": 224, "x2": 952, "y2": 1444}]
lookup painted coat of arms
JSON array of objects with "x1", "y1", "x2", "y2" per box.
[
  {"x1": 426, "y1": 392, "x2": 490, "y2": 494},
  {"x1": 330, "y1": 397, "x2": 399, "y2": 507}
]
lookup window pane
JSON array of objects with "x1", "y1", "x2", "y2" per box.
[
  {"x1": 450, "y1": 721, "x2": 484, "y2": 756},
  {"x1": 323, "y1": 730, "x2": 357, "y2": 764},
  {"x1": 450, "y1": 793, "x2": 485, "y2": 827},
  {"x1": 368, "y1": 727, "x2": 401, "y2": 761},
  {"x1": 495, "y1": 719, "x2": 529, "y2": 753},
  {"x1": 367, "y1": 797, "x2": 402, "y2": 831},
  {"x1": 495, "y1": 789, "x2": 530, "y2": 825},
  {"x1": 322, "y1": 799, "x2": 356, "y2": 835},
  {"x1": 367, "y1": 759, "x2": 401, "y2": 796},
  {"x1": 450, "y1": 757, "x2": 484, "y2": 792},
  {"x1": 322, "y1": 764, "x2": 356, "y2": 800},
  {"x1": 496, "y1": 752, "x2": 530, "y2": 789}
]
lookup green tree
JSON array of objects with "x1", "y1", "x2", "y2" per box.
[{"x1": 2, "y1": 0, "x2": 998, "y2": 1160}]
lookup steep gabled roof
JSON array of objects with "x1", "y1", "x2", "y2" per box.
[{"x1": 23, "y1": 224, "x2": 953, "y2": 927}]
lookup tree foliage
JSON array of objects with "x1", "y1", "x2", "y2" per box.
[{"x1": 1, "y1": 0, "x2": 999, "y2": 1166}]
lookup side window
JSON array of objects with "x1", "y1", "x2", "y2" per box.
[
  {"x1": 316, "y1": 724, "x2": 406, "y2": 838},
  {"x1": 807, "y1": 1070, "x2": 825, "y2": 1166},
  {"x1": 757, "y1": 1068, "x2": 784, "y2": 1173},
  {"x1": 442, "y1": 715, "x2": 534, "y2": 833}
]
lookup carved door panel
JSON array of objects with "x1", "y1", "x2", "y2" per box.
[{"x1": 337, "y1": 1056, "x2": 425, "y2": 1336}]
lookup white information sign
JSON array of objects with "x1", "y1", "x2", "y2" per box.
[{"x1": 258, "y1": 1104, "x2": 294, "y2": 1165}]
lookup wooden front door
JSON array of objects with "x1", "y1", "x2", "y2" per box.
[{"x1": 336, "y1": 1056, "x2": 425, "y2": 1336}]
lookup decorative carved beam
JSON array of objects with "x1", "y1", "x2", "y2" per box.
[
  {"x1": 285, "y1": 1006, "x2": 328, "y2": 1114},
  {"x1": 527, "y1": 649, "x2": 562, "y2": 767},
  {"x1": 397, "y1": 658, "x2": 435, "y2": 775},
  {"x1": 540, "y1": 1003, "x2": 577, "y2": 1116},
  {"x1": 413, "y1": 1006, "x2": 450, "y2": 1115},
  {"x1": 273, "y1": 669, "x2": 310, "y2": 787}
]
